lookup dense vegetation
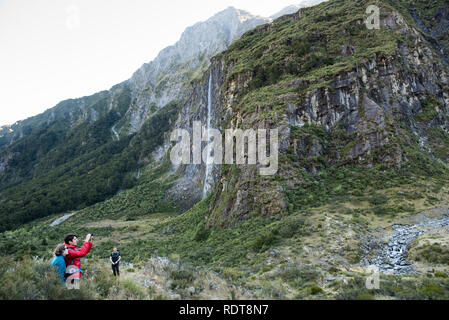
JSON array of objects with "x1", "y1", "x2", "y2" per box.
[
  {"x1": 0, "y1": 100, "x2": 180, "y2": 231},
  {"x1": 0, "y1": 0, "x2": 448, "y2": 300},
  {"x1": 221, "y1": 0, "x2": 397, "y2": 92}
]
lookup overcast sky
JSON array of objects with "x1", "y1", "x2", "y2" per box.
[{"x1": 0, "y1": 0, "x2": 312, "y2": 126}]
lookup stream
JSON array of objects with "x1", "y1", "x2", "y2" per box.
[{"x1": 362, "y1": 211, "x2": 449, "y2": 274}]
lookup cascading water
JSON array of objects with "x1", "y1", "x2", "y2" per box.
[{"x1": 202, "y1": 72, "x2": 213, "y2": 199}]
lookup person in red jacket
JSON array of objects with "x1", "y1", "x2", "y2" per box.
[{"x1": 64, "y1": 233, "x2": 93, "y2": 279}]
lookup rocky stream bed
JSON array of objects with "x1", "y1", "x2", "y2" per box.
[{"x1": 362, "y1": 209, "x2": 449, "y2": 274}]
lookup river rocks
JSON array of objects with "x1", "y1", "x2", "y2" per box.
[
  {"x1": 187, "y1": 287, "x2": 196, "y2": 295},
  {"x1": 362, "y1": 212, "x2": 449, "y2": 274},
  {"x1": 208, "y1": 281, "x2": 220, "y2": 291}
]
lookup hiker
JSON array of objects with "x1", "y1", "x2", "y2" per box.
[
  {"x1": 110, "y1": 247, "x2": 121, "y2": 277},
  {"x1": 64, "y1": 233, "x2": 93, "y2": 280},
  {"x1": 51, "y1": 244, "x2": 69, "y2": 283}
]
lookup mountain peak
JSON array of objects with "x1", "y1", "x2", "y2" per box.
[
  {"x1": 271, "y1": 1, "x2": 327, "y2": 19},
  {"x1": 206, "y1": 6, "x2": 264, "y2": 25}
]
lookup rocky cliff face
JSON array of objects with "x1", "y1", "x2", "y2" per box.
[
  {"x1": 121, "y1": 7, "x2": 271, "y2": 136},
  {"x1": 160, "y1": 0, "x2": 449, "y2": 226},
  {"x1": 164, "y1": 60, "x2": 229, "y2": 209}
]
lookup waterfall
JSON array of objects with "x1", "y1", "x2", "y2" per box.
[
  {"x1": 111, "y1": 124, "x2": 119, "y2": 140},
  {"x1": 202, "y1": 72, "x2": 213, "y2": 199}
]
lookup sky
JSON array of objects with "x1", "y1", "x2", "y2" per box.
[{"x1": 0, "y1": 0, "x2": 310, "y2": 126}]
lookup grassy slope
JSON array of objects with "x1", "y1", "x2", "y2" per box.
[
  {"x1": 1, "y1": 0, "x2": 449, "y2": 299},
  {"x1": 0, "y1": 99, "x2": 180, "y2": 232},
  {"x1": 1, "y1": 170, "x2": 448, "y2": 299}
]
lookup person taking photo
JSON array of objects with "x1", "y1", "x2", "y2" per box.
[{"x1": 64, "y1": 233, "x2": 93, "y2": 280}]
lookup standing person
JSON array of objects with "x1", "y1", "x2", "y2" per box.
[
  {"x1": 64, "y1": 233, "x2": 93, "y2": 279},
  {"x1": 50, "y1": 244, "x2": 69, "y2": 283},
  {"x1": 110, "y1": 247, "x2": 121, "y2": 277}
]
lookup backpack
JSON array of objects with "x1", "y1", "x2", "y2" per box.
[{"x1": 65, "y1": 248, "x2": 83, "y2": 279}]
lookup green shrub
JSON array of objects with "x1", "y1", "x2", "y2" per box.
[
  {"x1": 357, "y1": 292, "x2": 375, "y2": 300},
  {"x1": 169, "y1": 267, "x2": 195, "y2": 290},
  {"x1": 276, "y1": 217, "x2": 307, "y2": 238},
  {"x1": 119, "y1": 279, "x2": 146, "y2": 300},
  {"x1": 252, "y1": 231, "x2": 276, "y2": 252},
  {"x1": 369, "y1": 194, "x2": 389, "y2": 206},
  {"x1": 373, "y1": 206, "x2": 389, "y2": 215},
  {"x1": 279, "y1": 264, "x2": 320, "y2": 289},
  {"x1": 434, "y1": 272, "x2": 449, "y2": 278},
  {"x1": 419, "y1": 282, "x2": 445, "y2": 298},
  {"x1": 223, "y1": 267, "x2": 241, "y2": 281},
  {"x1": 193, "y1": 223, "x2": 210, "y2": 242},
  {"x1": 411, "y1": 243, "x2": 449, "y2": 265},
  {"x1": 94, "y1": 267, "x2": 115, "y2": 298},
  {"x1": 0, "y1": 257, "x2": 95, "y2": 300},
  {"x1": 309, "y1": 285, "x2": 324, "y2": 295}
]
